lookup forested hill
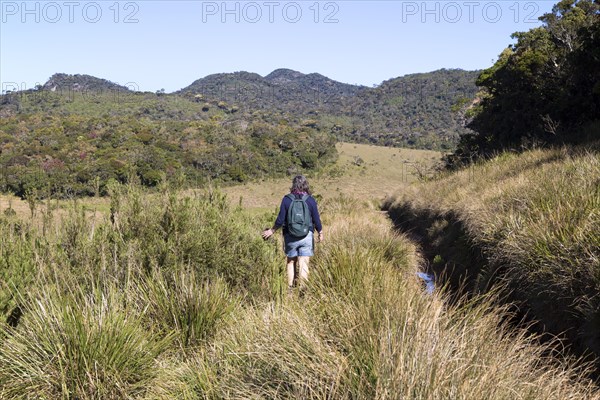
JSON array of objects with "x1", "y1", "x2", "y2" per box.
[
  {"x1": 0, "y1": 68, "x2": 477, "y2": 197},
  {"x1": 178, "y1": 68, "x2": 480, "y2": 150},
  {"x1": 346, "y1": 69, "x2": 479, "y2": 149},
  {"x1": 179, "y1": 68, "x2": 361, "y2": 109},
  {"x1": 0, "y1": 72, "x2": 339, "y2": 198},
  {"x1": 42, "y1": 73, "x2": 133, "y2": 93},
  {"x1": 2, "y1": 68, "x2": 479, "y2": 151}
]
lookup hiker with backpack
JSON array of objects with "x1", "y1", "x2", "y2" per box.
[{"x1": 262, "y1": 175, "x2": 323, "y2": 290}]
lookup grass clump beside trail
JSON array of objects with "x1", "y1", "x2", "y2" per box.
[
  {"x1": 384, "y1": 146, "x2": 600, "y2": 363},
  {"x1": 0, "y1": 287, "x2": 173, "y2": 399},
  {"x1": 150, "y1": 199, "x2": 599, "y2": 399},
  {"x1": 0, "y1": 184, "x2": 282, "y2": 399},
  {"x1": 0, "y1": 184, "x2": 598, "y2": 398}
]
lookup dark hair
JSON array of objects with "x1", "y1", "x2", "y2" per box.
[{"x1": 290, "y1": 175, "x2": 311, "y2": 195}]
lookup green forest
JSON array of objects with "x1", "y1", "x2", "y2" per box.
[
  {"x1": 0, "y1": 68, "x2": 478, "y2": 198},
  {"x1": 0, "y1": 92, "x2": 336, "y2": 198},
  {"x1": 449, "y1": 0, "x2": 600, "y2": 166}
]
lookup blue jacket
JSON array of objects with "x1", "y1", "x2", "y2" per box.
[{"x1": 274, "y1": 193, "x2": 322, "y2": 234}]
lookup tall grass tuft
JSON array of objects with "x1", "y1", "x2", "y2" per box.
[
  {"x1": 208, "y1": 304, "x2": 349, "y2": 399},
  {"x1": 137, "y1": 270, "x2": 239, "y2": 349},
  {"x1": 384, "y1": 146, "x2": 600, "y2": 367},
  {"x1": 0, "y1": 286, "x2": 173, "y2": 399},
  {"x1": 305, "y1": 205, "x2": 597, "y2": 399},
  {"x1": 144, "y1": 197, "x2": 599, "y2": 399}
]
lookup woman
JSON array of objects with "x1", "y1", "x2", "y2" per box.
[{"x1": 262, "y1": 175, "x2": 323, "y2": 289}]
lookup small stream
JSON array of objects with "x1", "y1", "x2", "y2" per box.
[
  {"x1": 385, "y1": 202, "x2": 600, "y2": 382},
  {"x1": 416, "y1": 272, "x2": 435, "y2": 295}
]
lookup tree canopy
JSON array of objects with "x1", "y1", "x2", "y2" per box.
[{"x1": 449, "y1": 0, "x2": 600, "y2": 166}]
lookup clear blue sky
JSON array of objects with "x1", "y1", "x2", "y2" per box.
[{"x1": 0, "y1": 1, "x2": 556, "y2": 93}]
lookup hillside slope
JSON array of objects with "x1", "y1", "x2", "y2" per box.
[
  {"x1": 0, "y1": 71, "x2": 346, "y2": 198},
  {"x1": 179, "y1": 68, "x2": 480, "y2": 149},
  {"x1": 41, "y1": 73, "x2": 132, "y2": 93},
  {"x1": 347, "y1": 69, "x2": 478, "y2": 149},
  {"x1": 384, "y1": 145, "x2": 600, "y2": 365},
  {"x1": 180, "y1": 68, "x2": 360, "y2": 109},
  {"x1": 0, "y1": 68, "x2": 478, "y2": 197},
  {"x1": 2, "y1": 69, "x2": 479, "y2": 152}
]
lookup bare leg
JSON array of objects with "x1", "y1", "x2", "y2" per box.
[
  {"x1": 298, "y1": 256, "x2": 310, "y2": 287},
  {"x1": 286, "y1": 257, "x2": 297, "y2": 288}
]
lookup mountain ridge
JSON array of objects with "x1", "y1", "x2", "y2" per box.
[
  {"x1": 0, "y1": 67, "x2": 479, "y2": 198},
  {"x1": 29, "y1": 67, "x2": 474, "y2": 96},
  {"x1": 42, "y1": 73, "x2": 132, "y2": 93},
  {"x1": 3, "y1": 67, "x2": 481, "y2": 150}
]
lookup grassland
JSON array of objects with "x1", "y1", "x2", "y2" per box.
[
  {"x1": 221, "y1": 142, "x2": 441, "y2": 210},
  {"x1": 0, "y1": 143, "x2": 599, "y2": 398},
  {"x1": 384, "y1": 145, "x2": 600, "y2": 367},
  {"x1": 0, "y1": 142, "x2": 439, "y2": 219}
]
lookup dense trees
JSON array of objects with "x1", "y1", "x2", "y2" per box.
[
  {"x1": 0, "y1": 65, "x2": 486, "y2": 198},
  {"x1": 0, "y1": 67, "x2": 482, "y2": 198},
  {"x1": 180, "y1": 68, "x2": 480, "y2": 151},
  {"x1": 344, "y1": 69, "x2": 479, "y2": 150},
  {"x1": 450, "y1": 0, "x2": 600, "y2": 166},
  {"x1": 0, "y1": 95, "x2": 337, "y2": 198}
]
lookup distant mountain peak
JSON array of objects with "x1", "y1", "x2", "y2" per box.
[
  {"x1": 265, "y1": 68, "x2": 306, "y2": 84},
  {"x1": 43, "y1": 73, "x2": 131, "y2": 92}
]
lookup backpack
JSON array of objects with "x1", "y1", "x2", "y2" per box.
[{"x1": 286, "y1": 194, "x2": 312, "y2": 238}]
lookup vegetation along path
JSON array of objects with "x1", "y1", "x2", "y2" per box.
[
  {"x1": 385, "y1": 146, "x2": 600, "y2": 379},
  {"x1": 0, "y1": 143, "x2": 598, "y2": 398}
]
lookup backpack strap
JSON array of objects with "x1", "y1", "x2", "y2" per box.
[
  {"x1": 286, "y1": 193, "x2": 308, "y2": 201},
  {"x1": 301, "y1": 194, "x2": 313, "y2": 229}
]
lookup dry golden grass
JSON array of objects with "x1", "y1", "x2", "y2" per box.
[
  {"x1": 220, "y1": 142, "x2": 441, "y2": 210},
  {"x1": 148, "y1": 196, "x2": 600, "y2": 399},
  {"x1": 0, "y1": 142, "x2": 439, "y2": 221},
  {"x1": 0, "y1": 193, "x2": 108, "y2": 227},
  {"x1": 3, "y1": 152, "x2": 600, "y2": 399},
  {"x1": 385, "y1": 146, "x2": 600, "y2": 366},
  {"x1": 0, "y1": 194, "x2": 30, "y2": 217}
]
